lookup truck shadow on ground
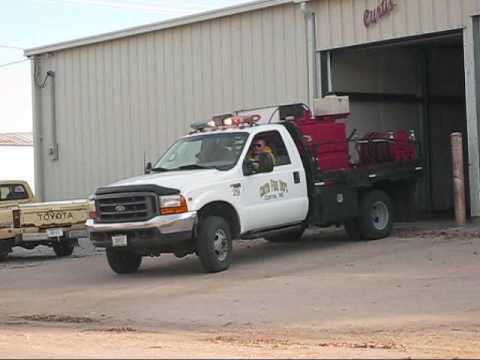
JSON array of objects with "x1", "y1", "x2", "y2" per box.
[
  {"x1": 0, "y1": 246, "x2": 94, "y2": 267},
  {"x1": 133, "y1": 228, "x2": 354, "y2": 278},
  {"x1": 0, "y1": 254, "x2": 62, "y2": 270}
]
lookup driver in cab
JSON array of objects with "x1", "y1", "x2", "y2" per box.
[{"x1": 247, "y1": 138, "x2": 276, "y2": 172}]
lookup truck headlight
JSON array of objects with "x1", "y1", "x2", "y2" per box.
[{"x1": 159, "y1": 195, "x2": 188, "y2": 215}]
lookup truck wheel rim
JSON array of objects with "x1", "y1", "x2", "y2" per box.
[
  {"x1": 371, "y1": 201, "x2": 389, "y2": 230},
  {"x1": 213, "y1": 229, "x2": 228, "y2": 262}
]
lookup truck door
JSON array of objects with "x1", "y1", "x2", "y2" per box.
[{"x1": 240, "y1": 129, "x2": 309, "y2": 232}]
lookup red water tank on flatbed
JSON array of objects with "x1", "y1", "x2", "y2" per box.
[{"x1": 294, "y1": 118, "x2": 349, "y2": 171}]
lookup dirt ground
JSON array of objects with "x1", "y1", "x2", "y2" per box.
[{"x1": 0, "y1": 221, "x2": 479, "y2": 358}]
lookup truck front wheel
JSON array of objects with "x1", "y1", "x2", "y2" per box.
[
  {"x1": 53, "y1": 239, "x2": 75, "y2": 257},
  {"x1": 196, "y1": 216, "x2": 233, "y2": 273},
  {"x1": 106, "y1": 248, "x2": 142, "y2": 274},
  {"x1": 345, "y1": 190, "x2": 393, "y2": 241}
]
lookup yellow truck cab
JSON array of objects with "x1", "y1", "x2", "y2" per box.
[
  {"x1": 0, "y1": 180, "x2": 35, "y2": 208},
  {"x1": 0, "y1": 180, "x2": 89, "y2": 260}
]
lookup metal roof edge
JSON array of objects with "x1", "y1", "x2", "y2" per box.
[{"x1": 24, "y1": 0, "x2": 293, "y2": 57}]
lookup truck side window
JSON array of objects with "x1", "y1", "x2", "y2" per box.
[{"x1": 248, "y1": 131, "x2": 291, "y2": 167}]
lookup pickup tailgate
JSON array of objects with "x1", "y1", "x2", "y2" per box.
[
  {"x1": 0, "y1": 208, "x2": 16, "y2": 240},
  {"x1": 19, "y1": 200, "x2": 89, "y2": 229}
]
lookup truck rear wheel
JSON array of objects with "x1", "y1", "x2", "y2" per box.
[
  {"x1": 53, "y1": 239, "x2": 75, "y2": 257},
  {"x1": 106, "y1": 248, "x2": 142, "y2": 274},
  {"x1": 196, "y1": 216, "x2": 232, "y2": 273},
  {"x1": 345, "y1": 190, "x2": 393, "y2": 241},
  {"x1": 0, "y1": 242, "x2": 11, "y2": 261},
  {"x1": 0, "y1": 251, "x2": 9, "y2": 262},
  {"x1": 265, "y1": 228, "x2": 305, "y2": 243},
  {"x1": 344, "y1": 220, "x2": 362, "y2": 241}
]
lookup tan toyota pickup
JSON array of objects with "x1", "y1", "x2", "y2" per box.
[{"x1": 0, "y1": 180, "x2": 89, "y2": 260}]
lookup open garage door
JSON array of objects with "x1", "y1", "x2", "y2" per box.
[{"x1": 319, "y1": 31, "x2": 469, "y2": 217}]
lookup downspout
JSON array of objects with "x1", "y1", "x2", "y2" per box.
[
  {"x1": 31, "y1": 56, "x2": 45, "y2": 201},
  {"x1": 47, "y1": 70, "x2": 59, "y2": 161},
  {"x1": 297, "y1": 0, "x2": 317, "y2": 108}
]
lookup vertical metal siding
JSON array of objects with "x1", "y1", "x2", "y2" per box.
[
  {"x1": 36, "y1": 3, "x2": 308, "y2": 200},
  {"x1": 314, "y1": 0, "x2": 480, "y2": 50}
]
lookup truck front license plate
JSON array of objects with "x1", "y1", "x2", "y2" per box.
[
  {"x1": 47, "y1": 228, "x2": 64, "y2": 238},
  {"x1": 112, "y1": 235, "x2": 128, "y2": 247}
]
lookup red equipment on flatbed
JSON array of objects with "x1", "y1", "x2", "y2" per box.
[{"x1": 281, "y1": 96, "x2": 418, "y2": 172}]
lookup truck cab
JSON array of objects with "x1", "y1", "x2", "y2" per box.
[{"x1": 88, "y1": 97, "x2": 422, "y2": 275}]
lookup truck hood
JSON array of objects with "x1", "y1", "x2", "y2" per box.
[{"x1": 109, "y1": 169, "x2": 222, "y2": 194}]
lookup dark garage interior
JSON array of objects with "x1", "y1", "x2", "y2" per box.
[{"x1": 323, "y1": 31, "x2": 469, "y2": 217}]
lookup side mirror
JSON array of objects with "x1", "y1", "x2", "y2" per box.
[
  {"x1": 257, "y1": 152, "x2": 274, "y2": 173},
  {"x1": 145, "y1": 162, "x2": 152, "y2": 174},
  {"x1": 243, "y1": 160, "x2": 256, "y2": 176}
]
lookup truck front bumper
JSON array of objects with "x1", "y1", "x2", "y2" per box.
[{"x1": 86, "y1": 212, "x2": 197, "y2": 250}]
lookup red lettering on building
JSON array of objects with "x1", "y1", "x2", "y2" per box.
[{"x1": 364, "y1": 0, "x2": 396, "y2": 28}]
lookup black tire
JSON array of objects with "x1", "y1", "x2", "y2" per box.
[
  {"x1": 53, "y1": 239, "x2": 75, "y2": 257},
  {"x1": 106, "y1": 248, "x2": 142, "y2": 274},
  {"x1": 196, "y1": 216, "x2": 233, "y2": 273},
  {"x1": 345, "y1": 190, "x2": 393, "y2": 241},
  {"x1": 265, "y1": 228, "x2": 305, "y2": 243},
  {"x1": 344, "y1": 219, "x2": 362, "y2": 241},
  {"x1": 0, "y1": 251, "x2": 9, "y2": 262}
]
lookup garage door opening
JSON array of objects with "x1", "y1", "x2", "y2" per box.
[{"x1": 320, "y1": 31, "x2": 469, "y2": 218}]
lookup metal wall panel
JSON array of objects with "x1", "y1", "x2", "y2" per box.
[
  {"x1": 34, "y1": 3, "x2": 308, "y2": 200},
  {"x1": 313, "y1": 0, "x2": 480, "y2": 50}
]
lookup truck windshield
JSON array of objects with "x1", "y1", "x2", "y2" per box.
[{"x1": 153, "y1": 132, "x2": 249, "y2": 171}]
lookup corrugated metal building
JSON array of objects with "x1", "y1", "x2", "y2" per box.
[{"x1": 25, "y1": 0, "x2": 480, "y2": 218}]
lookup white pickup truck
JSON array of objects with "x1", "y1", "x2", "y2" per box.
[{"x1": 88, "y1": 100, "x2": 422, "y2": 274}]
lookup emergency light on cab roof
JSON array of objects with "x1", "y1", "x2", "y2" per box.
[{"x1": 190, "y1": 114, "x2": 261, "y2": 132}]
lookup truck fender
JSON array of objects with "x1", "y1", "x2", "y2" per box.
[{"x1": 193, "y1": 198, "x2": 242, "y2": 240}]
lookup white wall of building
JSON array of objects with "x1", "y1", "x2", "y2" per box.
[{"x1": 0, "y1": 146, "x2": 35, "y2": 192}]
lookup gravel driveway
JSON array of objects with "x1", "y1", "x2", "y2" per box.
[{"x1": 0, "y1": 222, "x2": 479, "y2": 358}]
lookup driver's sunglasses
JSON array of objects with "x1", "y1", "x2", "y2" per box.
[{"x1": 254, "y1": 143, "x2": 264, "y2": 148}]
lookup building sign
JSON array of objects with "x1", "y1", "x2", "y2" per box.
[{"x1": 364, "y1": 0, "x2": 396, "y2": 28}]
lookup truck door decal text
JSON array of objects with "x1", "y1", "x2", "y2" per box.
[{"x1": 260, "y1": 180, "x2": 288, "y2": 200}]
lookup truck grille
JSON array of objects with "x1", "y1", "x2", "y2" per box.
[{"x1": 96, "y1": 192, "x2": 157, "y2": 223}]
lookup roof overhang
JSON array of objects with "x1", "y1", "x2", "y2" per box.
[{"x1": 24, "y1": 0, "x2": 295, "y2": 57}]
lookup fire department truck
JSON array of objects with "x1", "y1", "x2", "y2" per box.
[{"x1": 87, "y1": 96, "x2": 422, "y2": 274}]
